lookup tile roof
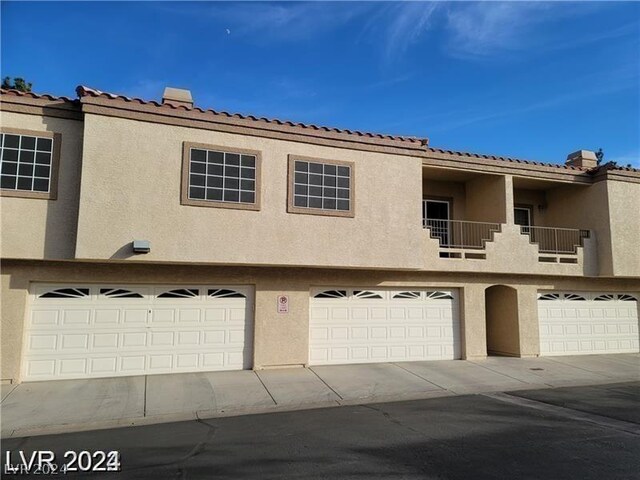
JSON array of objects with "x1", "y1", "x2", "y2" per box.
[
  {"x1": 3, "y1": 86, "x2": 637, "y2": 174},
  {"x1": 425, "y1": 147, "x2": 584, "y2": 171},
  {"x1": 595, "y1": 161, "x2": 640, "y2": 173},
  {"x1": 75, "y1": 85, "x2": 428, "y2": 146},
  {"x1": 0, "y1": 87, "x2": 77, "y2": 103}
]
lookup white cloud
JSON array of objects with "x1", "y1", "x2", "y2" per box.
[
  {"x1": 210, "y1": 2, "x2": 371, "y2": 41},
  {"x1": 381, "y1": 2, "x2": 439, "y2": 60},
  {"x1": 444, "y1": 2, "x2": 554, "y2": 59}
]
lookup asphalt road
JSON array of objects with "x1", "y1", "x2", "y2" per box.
[{"x1": 2, "y1": 382, "x2": 638, "y2": 479}]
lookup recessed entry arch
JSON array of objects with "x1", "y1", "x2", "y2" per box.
[{"x1": 485, "y1": 285, "x2": 520, "y2": 356}]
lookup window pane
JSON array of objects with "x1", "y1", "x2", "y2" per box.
[
  {"x1": 294, "y1": 172, "x2": 307, "y2": 184},
  {"x1": 189, "y1": 186, "x2": 205, "y2": 199},
  {"x1": 208, "y1": 163, "x2": 223, "y2": 176},
  {"x1": 309, "y1": 162, "x2": 323, "y2": 174},
  {"x1": 208, "y1": 151, "x2": 224, "y2": 164},
  {"x1": 225, "y1": 166, "x2": 240, "y2": 178},
  {"x1": 324, "y1": 164, "x2": 336, "y2": 175},
  {"x1": 1, "y1": 162, "x2": 17, "y2": 175},
  {"x1": 2, "y1": 149, "x2": 18, "y2": 162},
  {"x1": 294, "y1": 184, "x2": 307, "y2": 195},
  {"x1": 190, "y1": 161, "x2": 206, "y2": 174},
  {"x1": 33, "y1": 178, "x2": 49, "y2": 192},
  {"x1": 188, "y1": 147, "x2": 259, "y2": 205},
  {"x1": 240, "y1": 155, "x2": 255, "y2": 168},
  {"x1": 224, "y1": 177, "x2": 239, "y2": 190},
  {"x1": 309, "y1": 186, "x2": 322, "y2": 197},
  {"x1": 191, "y1": 149, "x2": 206, "y2": 162},
  {"x1": 324, "y1": 175, "x2": 336, "y2": 187},
  {"x1": 241, "y1": 179, "x2": 255, "y2": 191},
  {"x1": 17, "y1": 177, "x2": 32, "y2": 190},
  {"x1": 34, "y1": 165, "x2": 50, "y2": 178},
  {"x1": 36, "y1": 137, "x2": 52, "y2": 152},
  {"x1": 240, "y1": 167, "x2": 255, "y2": 179},
  {"x1": 337, "y1": 200, "x2": 350, "y2": 211},
  {"x1": 337, "y1": 166, "x2": 350, "y2": 176},
  {"x1": 224, "y1": 190, "x2": 239, "y2": 202},
  {"x1": 337, "y1": 177, "x2": 349, "y2": 188},
  {"x1": 240, "y1": 191, "x2": 255, "y2": 203},
  {"x1": 18, "y1": 164, "x2": 34, "y2": 176},
  {"x1": 21, "y1": 136, "x2": 36, "y2": 150},
  {"x1": 308, "y1": 197, "x2": 322, "y2": 208},
  {"x1": 294, "y1": 161, "x2": 308, "y2": 172},
  {"x1": 323, "y1": 198, "x2": 336, "y2": 210},
  {"x1": 35, "y1": 152, "x2": 51, "y2": 165},
  {"x1": 294, "y1": 195, "x2": 307, "y2": 207},
  {"x1": 19, "y1": 150, "x2": 35, "y2": 164},
  {"x1": 4, "y1": 135, "x2": 19, "y2": 148},
  {"x1": 309, "y1": 174, "x2": 322, "y2": 186},
  {"x1": 207, "y1": 188, "x2": 223, "y2": 201},
  {"x1": 1, "y1": 175, "x2": 16, "y2": 189},
  {"x1": 323, "y1": 187, "x2": 336, "y2": 198},
  {"x1": 190, "y1": 174, "x2": 205, "y2": 187},
  {"x1": 225, "y1": 153, "x2": 240, "y2": 166},
  {"x1": 207, "y1": 175, "x2": 223, "y2": 188}
]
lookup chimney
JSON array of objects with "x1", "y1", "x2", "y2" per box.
[
  {"x1": 565, "y1": 150, "x2": 598, "y2": 169},
  {"x1": 162, "y1": 87, "x2": 193, "y2": 109}
]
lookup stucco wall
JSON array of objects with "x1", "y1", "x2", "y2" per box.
[
  {"x1": 74, "y1": 114, "x2": 425, "y2": 269},
  {"x1": 514, "y1": 188, "x2": 547, "y2": 226},
  {"x1": 3, "y1": 260, "x2": 639, "y2": 383},
  {"x1": 465, "y1": 175, "x2": 509, "y2": 223},
  {"x1": 606, "y1": 180, "x2": 640, "y2": 277},
  {"x1": 544, "y1": 182, "x2": 613, "y2": 275},
  {"x1": 0, "y1": 111, "x2": 83, "y2": 259},
  {"x1": 422, "y1": 180, "x2": 466, "y2": 220}
]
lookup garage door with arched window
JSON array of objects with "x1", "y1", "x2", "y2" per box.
[{"x1": 22, "y1": 284, "x2": 254, "y2": 381}]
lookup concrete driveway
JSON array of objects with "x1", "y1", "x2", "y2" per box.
[
  {"x1": 1, "y1": 354, "x2": 638, "y2": 438},
  {"x1": 3, "y1": 382, "x2": 638, "y2": 479}
]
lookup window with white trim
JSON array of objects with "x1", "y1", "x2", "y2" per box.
[
  {"x1": 291, "y1": 159, "x2": 352, "y2": 213},
  {"x1": 184, "y1": 145, "x2": 258, "y2": 207},
  {"x1": 1, "y1": 132, "x2": 54, "y2": 195}
]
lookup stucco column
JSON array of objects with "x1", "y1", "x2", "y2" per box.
[
  {"x1": 460, "y1": 284, "x2": 487, "y2": 359},
  {"x1": 1, "y1": 270, "x2": 29, "y2": 383},
  {"x1": 252, "y1": 276, "x2": 310, "y2": 369},
  {"x1": 504, "y1": 174, "x2": 515, "y2": 225},
  {"x1": 516, "y1": 284, "x2": 540, "y2": 357}
]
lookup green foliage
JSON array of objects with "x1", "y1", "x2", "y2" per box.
[{"x1": 2, "y1": 77, "x2": 33, "y2": 92}]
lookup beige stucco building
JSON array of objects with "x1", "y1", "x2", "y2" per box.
[{"x1": 1, "y1": 86, "x2": 638, "y2": 384}]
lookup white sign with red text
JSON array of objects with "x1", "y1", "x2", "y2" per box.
[{"x1": 277, "y1": 295, "x2": 289, "y2": 314}]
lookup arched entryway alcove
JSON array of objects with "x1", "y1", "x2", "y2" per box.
[{"x1": 485, "y1": 285, "x2": 520, "y2": 356}]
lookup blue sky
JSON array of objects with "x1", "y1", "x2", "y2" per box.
[{"x1": 2, "y1": 1, "x2": 639, "y2": 166}]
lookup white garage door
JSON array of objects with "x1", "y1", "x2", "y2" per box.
[
  {"x1": 23, "y1": 284, "x2": 253, "y2": 381},
  {"x1": 538, "y1": 291, "x2": 639, "y2": 356},
  {"x1": 309, "y1": 288, "x2": 460, "y2": 365}
]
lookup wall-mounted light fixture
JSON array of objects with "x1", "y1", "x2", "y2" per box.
[{"x1": 132, "y1": 240, "x2": 151, "y2": 254}]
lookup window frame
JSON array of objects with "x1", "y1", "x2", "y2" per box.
[
  {"x1": 181, "y1": 141, "x2": 262, "y2": 211},
  {"x1": 0, "y1": 127, "x2": 61, "y2": 200},
  {"x1": 287, "y1": 155, "x2": 355, "y2": 218}
]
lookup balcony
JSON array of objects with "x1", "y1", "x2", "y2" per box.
[
  {"x1": 520, "y1": 226, "x2": 591, "y2": 264},
  {"x1": 423, "y1": 218, "x2": 502, "y2": 259}
]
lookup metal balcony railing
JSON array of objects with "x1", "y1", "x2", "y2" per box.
[
  {"x1": 520, "y1": 225, "x2": 590, "y2": 254},
  {"x1": 423, "y1": 218, "x2": 502, "y2": 249}
]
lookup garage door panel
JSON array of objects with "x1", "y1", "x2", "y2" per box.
[
  {"x1": 309, "y1": 288, "x2": 460, "y2": 365},
  {"x1": 538, "y1": 291, "x2": 639, "y2": 356},
  {"x1": 23, "y1": 284, "x2": 254, "y2": 381}
]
